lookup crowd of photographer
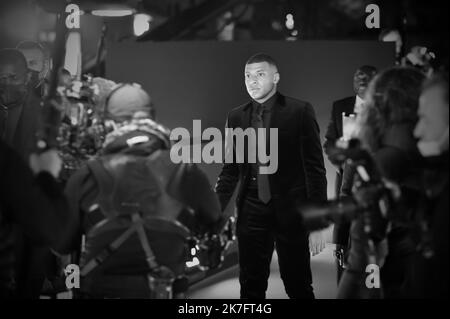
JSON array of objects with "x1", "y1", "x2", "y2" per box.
[
  {"x1": 0, "y1": 45, "x2": 230, "y2": 299},
  {"x1": 0, "y1": 39, "x2": 448, "y2": 298},
  {"x1": 319, "y1": 65, "x2": 448, "y2": 299}
]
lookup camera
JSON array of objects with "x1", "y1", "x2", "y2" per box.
[
  {"x1": 187, "y1": 216, "x2": 236, "y2": 271},
  {"x1": 299, "y1": 139, "x2": 399, "y2": 242},
  {"x1": 56, "y1": 75, "x2": 110, "y2": 180}
]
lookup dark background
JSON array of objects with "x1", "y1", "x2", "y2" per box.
[{"x1": 106, "y1": 40, "x2": 395, "y2": 200}]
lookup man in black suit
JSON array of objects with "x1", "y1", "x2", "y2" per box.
[
  {"x1": 215, "y1": 53, "x2": 327, "y2": 299},
  {"x1": 323, "y1": 65, "x2": 377, "y2": 283}
]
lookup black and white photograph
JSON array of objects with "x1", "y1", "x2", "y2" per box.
[{"x1": 0, "y1": 0, "x2": 448, "y2": 309}]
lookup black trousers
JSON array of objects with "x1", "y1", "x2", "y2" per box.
[
  {"x1": 236, "y1": 187, "x2": 314, "y2": 299},
  {"x1": 337, "y1": 219, "x2": 416, "y2": 299}
]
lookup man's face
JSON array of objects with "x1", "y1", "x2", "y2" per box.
[
  {"x1": 245, "y1": 62, "x2": 279, "y2": 103},
  {"x1": 353, "y1": 70, "x2": 375, "y2": 99},
  {"x1": 0, "y1": 62, "x2": 29, "y2": 106},
  {"x1": 414, "y1": 85, "x2": 449, "y2": 142},
  {"x1": 20, "y1": 48, "x2": 46, "y2": 73}
]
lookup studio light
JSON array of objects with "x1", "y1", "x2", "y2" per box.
[
  {"x1": 64, "y1": 32, "x2": 82, "y2": 78},
  {"x1": 285, "y1": 13, "x2": 294, "y2": 30},
  {"x1": 133, "y1": 13, "x2": 152, "y2": 36},
  {"x1": 91, "y1": 9, "x2": 135, "y2": 17}
]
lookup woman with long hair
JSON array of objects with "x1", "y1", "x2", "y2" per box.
[{"x1": 337, "y1": 67, "x2": 425, "y2": 299}]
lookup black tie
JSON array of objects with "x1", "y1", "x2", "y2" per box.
[{"x1": 255, "y1": 104, "x2": 271, "y2": 203}]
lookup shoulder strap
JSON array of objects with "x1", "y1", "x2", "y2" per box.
[{"x1": 86, "y1": 159, "x2": 116, "y2": 218}]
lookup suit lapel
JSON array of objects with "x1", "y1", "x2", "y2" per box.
[
  {"x1": 242, "y1": 102, "x2": 252, "y2": 129},
  {"x1": 237, "y1": 102, "x2": 252, "y2": 165},
  {"x1": 266, "y1": 93, "x2": 285, "y2": 185},
  {"x1": 269, "y1": 92, "x2": 285, "y2": 129}
]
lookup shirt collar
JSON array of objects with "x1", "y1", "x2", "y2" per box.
[
  {"x1": 354, "y1": 95, "x2": 365, "y2": 114},
  {"x1": 252, "y1": 91, "x2": 278, "y2": 111}
]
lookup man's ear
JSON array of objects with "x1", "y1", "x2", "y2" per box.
[{"x1": 273, "y1": 72, "x2": 280, "y2": 84}]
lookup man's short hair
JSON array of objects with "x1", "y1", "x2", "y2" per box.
[
  {"x1": 246, "y1": 53, "x2": 278, "y2": 70},
  {"x1": 0, "y1": 48, "x2": 28, "y2": 71},
  {"x1": 356, "y1": 65, "x2": 378, "y2": 76}
]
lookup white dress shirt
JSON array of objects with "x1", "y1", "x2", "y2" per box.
[{"x1": 354, "y1": 95, "x2": 365, "y2": 114}]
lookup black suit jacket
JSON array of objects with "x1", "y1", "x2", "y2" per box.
[
  {"x1": 323, "y1": 96, "x2": 355, "y2": 246},
  {"x1": 215, "y1": 92, "x2": 327, "y2": 216}
]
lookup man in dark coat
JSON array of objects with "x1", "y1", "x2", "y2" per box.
[
  {"x1": 59, "y1": 84, "x2": 223, "y2": 298},
  {"x1": 0, "y1": 140, "x2": 69, "y2": 298},
  {"x1": 215, "y1": 53, "x2": 327, "y2": 299},
  {"x1": 0, "y1": 48, "x2": 42, "y2": 161},
  {"x1": 323, "y1": 65, "x2": 377, "y2": 283}
]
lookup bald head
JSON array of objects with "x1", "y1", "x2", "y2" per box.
[{"x1": 16, "y1": 41, "x2": 48, "y2": 73}]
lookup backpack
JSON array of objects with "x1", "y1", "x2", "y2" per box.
[{"x1": 77, "y1": 153, "x2": 193, "y2": 298}]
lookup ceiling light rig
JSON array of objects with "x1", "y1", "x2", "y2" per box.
[{"x1": 91, "y1": 9, "x2": 135, "y2": 17}]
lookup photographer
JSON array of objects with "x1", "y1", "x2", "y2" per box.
[
  {"x1": 410, "y1": 72, "x2": 449, "y2": 298},
  {"x1": 0, "y1": 48, "x2": 42, "y2": 161},
  {"x1": 323, "y1": 65, "x2": 378, "y2": 283},
  {"x1": 337, "y1": 67, "x2": 425, "y2": 299},
  {"x1": 0, "y1": 140, "x2": 69, "y2": 298},
  {"x1": 58, "y1": 83, "x2": 224, "y2": 298}
]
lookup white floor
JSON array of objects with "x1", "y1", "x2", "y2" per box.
[{"x1": 188, "y1": 244, "x2": 338, "y2": 299}]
